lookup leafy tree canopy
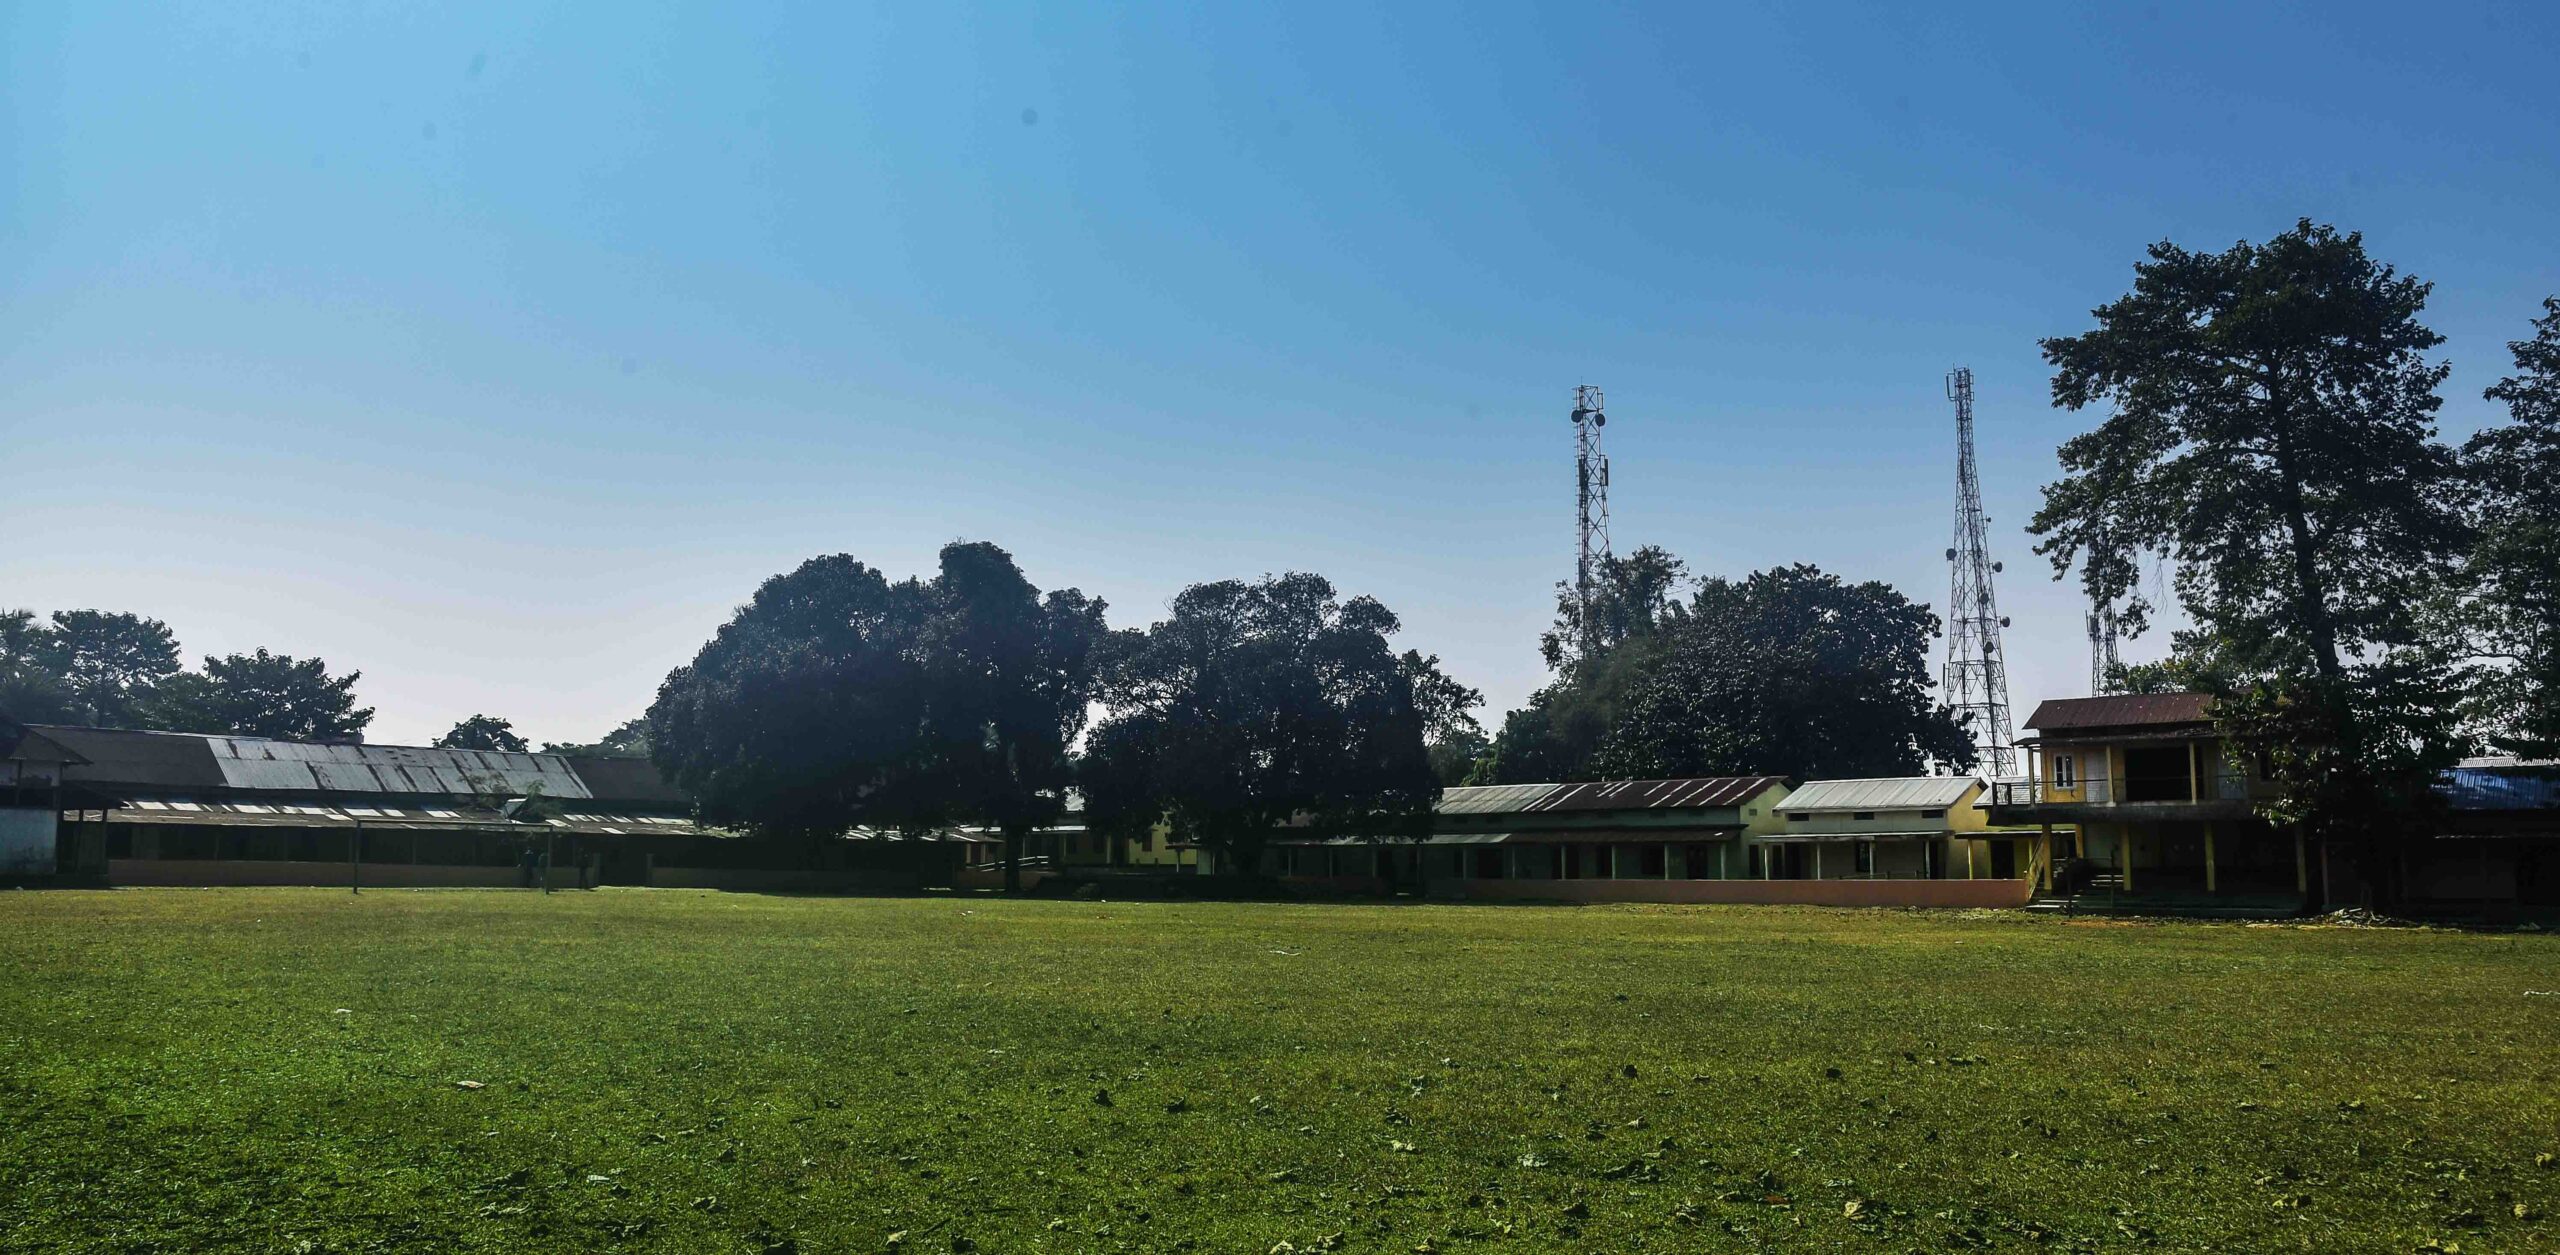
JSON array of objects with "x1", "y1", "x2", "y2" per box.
[
  {"x1": 2461, "y1": 296, "x2": 2560, "y2": 757},
  {"x1": 1080, "y1": 573, "x2": 1454, "y2": 873},
  {"x1": 1540, "y1": 544, "x2": 1688, "y2": 673},
  {"x1": 2031, "y1": 220, "x2": 2469, "y2": 869},
  {"x1": 0, "y1": 610, "x2": 76, "y2": 725},
  {"x1": 435, "y1": 714, "x2": 530, "y2": 753},
  {"x1": 1483, "y1": 562, "x2": 1970, "y2": 783},
  {"x1": 1598, "y1": 565, "x2": 1974, "y2": 780},
  {"x1": 37, "y1": 610, "x2": 182, "y2": 728},
  {"x1": 154, "y1": 648, "x2": 375, "y2": 743},
  {"x1": 648, "y1": 543, "x2": 1108, "y2": 886}
]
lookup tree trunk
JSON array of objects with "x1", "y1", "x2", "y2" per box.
[
  {"x1": 2268, "y1": 370, "x2": 2393, "y2": 909},
  {"x1": 1002, "y1": 823, "x2": 1024, "y2": 894}
]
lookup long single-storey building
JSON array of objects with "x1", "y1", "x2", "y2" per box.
[
  {"x1": 1260, "y1": 774, "x2": 2042, "y2": 908},
  {"x1": 0, "y1": 721, "x2": 982, "y2": 891}
]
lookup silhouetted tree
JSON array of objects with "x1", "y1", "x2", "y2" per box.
[
  {"x1": 0, "y1": 610, "x2": 75, "y2": 724},
  {"x1": 2461, "y1": 296, "x2": 2560, "y2": 757},
  {"x1": 648, "y1": 543, "x2": 1107, "y2": 889},
  {"x1": 1081, "y1": 574, "x2": 1449, "y2": 876},
  {"x1": 2032, "y1": 220, "x2": 2469, "y2": 900},
  {"x1": 1595, "y1": 565, "x2": 1974, "y2": 780},
  {"x1": 1540, "y1": 544, "x2": 1689, "y2": 672},
  {"x1": 435, "y1": 714, "x2": 531, "y2": 753},
  {"x1": 154, "y1": 648, "x2": 375, "y2": 742},
  {"x1": 37, "y1": 610, "x2": 181, "y2": 728}
]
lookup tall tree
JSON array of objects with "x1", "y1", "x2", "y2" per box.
[
  {"x1": 435, "y1": 714, "x2": 531, "y2": 753},
  {"x1": 0, "y1": 610, "x2": 75, "y2": 724},
  {"x1": 1481, "y1": 544, "x2": 1690, "y2": 784},
  {"x1": 1540, "y1": 544, "x2": 1688, "y2": 672},
  {"x1": 153, "y1": 648, "x2": 375, "y2": 742},
  {"x1": 1404, "y1": 650, "x2": 1488, "y2": 785},
  {"x1": 2031, "y1": 220, "x2": 2469, "y2": 898},
  {"x1": 1081, "y1": 573, "x2": 1449, "y2": 876},
  {"x1": 1593, "y1": 565, "x2": 1975, "y2": 780},
  {"x1": 40, "y1": 610, "x2": 182, "y2": 727},
  {"x1": 648, "y1": 544, "x2": 1107, "y2": 888},
  {"x1": 910, "y1": 542, "x2": 1112, "y2": 891},
  {"x1": 1477, "y1": 642, "x2": 1659, "y2": 784},
  {"x1": 2462, "y1": 296, "x2": 2560, "y2": 757}
]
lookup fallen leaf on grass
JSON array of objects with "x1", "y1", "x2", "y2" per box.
[{"x1": 454, "y1": 1080, "x2": 486, "y2": 1091}]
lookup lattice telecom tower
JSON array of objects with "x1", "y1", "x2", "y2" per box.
[
  {"x1": 1570, "y1": 385, "x2": 1612, "y2": 650},
  {"x1": 2087, "y1": 599, "x2": 2121, "y2": 695},
  {"x1": 1942, "y1": 367, "x2": 2018, "y2": 779}
]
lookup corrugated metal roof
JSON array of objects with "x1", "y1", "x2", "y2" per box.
[
  {"x1": 30, "y1": 724, "x2": 654, "y2": 802},
  {"x1": 35, "y1": 726, "x2": 229, "y2": 790},
  {"x1": 1779, "y1": 777, "x2": 1978, "y2": 813},
  {"x1": 2023, "y1": 693, "x2": 2214, "y2": 731},
  {"x1": 2443, "y1": 762, "x2": 2560, "y2": 812},
  {"x1": 206, "y1": 737, "x2": 593, "y2": 799},
  {"x1": 569, "y1": 756, "x2": 690, "y2": 806},
  {"x1": 99, "y1": 797, "x2": 717, "y2": 837},
  {"x1": 1435, "y1": 783, "x2": 1565, "y2": 816},
  {"x1": 1521, "y1": 776, "x2": 1787, "y2": 814}
]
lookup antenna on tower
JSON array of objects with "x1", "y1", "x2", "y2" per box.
[
  {"x1": 1941, "y1": 367, "x2": 2017, "y2": 779},
  {"x1": 2087, "y1": 599, "x2": 2121, "y2": 695},
  {"x1": 1571, "y1": 385, "x2": 1612, "y2": 653}
]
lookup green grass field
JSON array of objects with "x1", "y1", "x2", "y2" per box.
[{"x1": 2, "y1": 891, "x2": 2556, "y2": 1254}]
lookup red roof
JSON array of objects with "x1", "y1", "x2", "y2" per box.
[{"x1": 2023, "y1": 693, "x2": 2214, "y2": 732}]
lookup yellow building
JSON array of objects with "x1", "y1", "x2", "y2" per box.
[
  {"x1": 1987, "y1": 694, "x2": 2309, "y2": 911},
  {"x1": 1759, "y1": 776, "x2": 2052, "y2": 882}
]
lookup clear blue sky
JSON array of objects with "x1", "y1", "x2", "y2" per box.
[{"x1": 6, "y1": 3, "x2": 2556, "y2": 748}]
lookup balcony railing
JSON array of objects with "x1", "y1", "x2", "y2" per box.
[{"x1": 1989, "y1": 771, "x2": 2250, "y2": 808}]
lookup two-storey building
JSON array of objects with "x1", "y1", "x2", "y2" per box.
[{"x1": 1986, "y1": 693, "x2": 2309, "y2": 909}]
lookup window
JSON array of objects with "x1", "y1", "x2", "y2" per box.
[
  {"x1": 1854, "y1": 841, "x2": 1875, "y2": 875},
  {"x1": 1920, "y1": 809, "x2": 1945, "y2": 819},
  {"x1": 1852, "y1": 811, "x2": 1876, "y2": 821},
  {"x1": 2053, "y1": 754, "x2": 2077, "y2": 788},
  {"x1": 1785, "y1": 812, "x2": 1806, "y2": 822}
]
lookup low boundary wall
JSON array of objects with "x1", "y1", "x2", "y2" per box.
[
  {"x1": 108, "y1": 859, "x2": 527, "y2": 888},
  {"x1": 648, "y1": 867, "x2": 922, "y2": 893},
  {"x1": 954, "y1": 867, "x2": 1056, "y2": 893},
  {"x1": 1431, "y1": 877, "x2": 2033, "y2": 908}
]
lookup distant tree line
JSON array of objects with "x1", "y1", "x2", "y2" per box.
[
  {"x1": 0, "y1": 610, "x2": 373, "y2": 743},
  {"x1": 643, "y1": 544, "x2": 1483, "y2": 887},
  {"x1": 0, "y1": 611, "x2": 656, "y2": 756}
]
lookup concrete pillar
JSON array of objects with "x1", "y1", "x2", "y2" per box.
[
  {"x1": 1814, "y1": 842, "x2": 1824, "y2": 881},
  {"x1": 1662, "y1": 843, "x2": 1674, "y2": 880},
  {"x1": 2204, "y1": 822, "x2": 2217, "y2": 893},
  {"x1": 2121, "y1": 824, "x2": 2135, "y2": 892}
]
